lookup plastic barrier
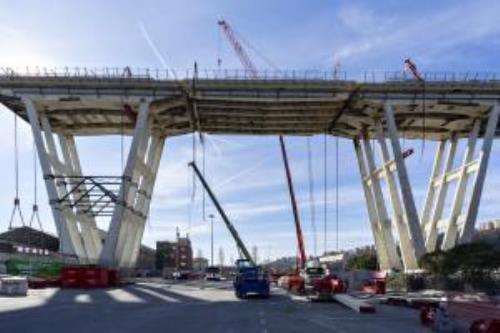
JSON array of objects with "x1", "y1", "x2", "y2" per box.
[
  {"x1": 61, "y1": 266, "x2": 118, "y2": 289},
  {"x1": 0, "y1": 276, "x2": 28, "y2": 296}
]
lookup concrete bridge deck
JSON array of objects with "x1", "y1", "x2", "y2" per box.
[
  {"x1": 1, "y1": 72, "x2": 500, "y2": 139},
  {"x1": 1, "y1": 69, "x2": 499, "y2": 270}
]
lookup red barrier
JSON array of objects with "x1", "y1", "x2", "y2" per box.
[{"x1": 61, "y1": 266, "x2": 119, "y2": 289}]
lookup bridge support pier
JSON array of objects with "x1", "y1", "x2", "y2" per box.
[
  {"x1": 354, "y1": 102, "x2": 426, "y2": 271},
  {"x1": 24, "y1": 97, "x2": 103, "y2": 263},
  {"x1": 99, "y1": 100, "x2": 165, "y2": 268},
  {"x1": 356, "y1": 102, "x2": 499, "y2": 271},
  {"x1": 21, "y1": 97, "x2": 164, "y2": 268},
  {"x1": 423, "y1": 103, "x2": 499, "y2": 251}
]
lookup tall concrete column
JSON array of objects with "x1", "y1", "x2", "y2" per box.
[
  {"x1": 100, "y1": 100, "x2": 151, "y2": 267},
  {"x1": 374, "y1": 121, "x2": 419, "y2": 270},
  {"x1": 384, "y1": 102, "x2": 425, "y2": 261},
  {"x1": 353, "y1": 138, "x2": 392, "y2": 271},
  {"x1": 442, "y1": 121, "x2": 480, "y2": 250},
  {"x1": 460, "y1": 104, "x2": 499, "y2": 244}
]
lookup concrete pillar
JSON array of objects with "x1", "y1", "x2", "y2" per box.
[
  {"x1": 22, "y1": 97, "x2": 87, "y2": 262},
  {"x1": 384, "y1": 102, "x2": 425, "y2": 261},
  {"x1": 353, "y1": 139, "x2": 392, "y2": 271},
  {"x1": 374, "y1": 121, "x2": 419, "y2": 270},
  {"x1": 460, "y1": 104, "x2": 499, "y2": 244},
  {"x1": 100, "y1": 100, "x2": 151, "y2": 267},
  {"x1": 421, "y1": 140, "x2": 446, "y2": 232},
  {"x1": 425, "y1": 136, "x2": 458, "y2": 251},
  {"x1": 442, "y1": 120, "x2": 480, "y2": 250},
  {"x1": 361, "y1": 136, "x2": 402, "y2": 270}
]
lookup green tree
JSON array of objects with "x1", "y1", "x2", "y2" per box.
[{"x1": 346, "y1": 250, "x2": 378, "y2": 270}]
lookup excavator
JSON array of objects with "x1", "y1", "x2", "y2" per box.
[{"x1": 188, "y1": 161, "x2": 270, "y2": 299}]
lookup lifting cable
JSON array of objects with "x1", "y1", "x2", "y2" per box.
[
  {"x1": 202, "y1": 135, "x2": 206, "y2": 221},
  {"x1": 191, "y1": 132, "x2": 197, "y2": 201},
  {"x1": 306, "y1": 137, "x2": 317, "y2": 257},
  {"x1": 9, "y1": 114, "x2": 25, "y2": 229},
  {"x1": 335, "y1": 136, "x2": 340, "y2": 251},
  {"x1": 323, "y1": 133, "x2": 328, "y2": 255},
  {"x1": 120, "y1": 104, "x2": 124, "y2": 171},
  {"x1": 421, "y1": 81, "x2": 427, "y2": 158},
  {"x1": 28, "y1": 142, "x2": 43, "y2": 232}
]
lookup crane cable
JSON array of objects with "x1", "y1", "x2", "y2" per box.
[
  {"x1": 28, "y1": 142, "x2": 43, "y2": 232},
  {"x1": 202, "y1": 135, "x2": 206, "y2": 221},
  {"x1": 323, "y1": 133, "x2": 328, "y2": 255},
  {"x1": 306, "y1": 137, "x2": 317, "y2": 257},
  {"x1": 9, "y1": 114, "x2": 25, "y2": 229},
  {"x1": 335, "y1": 136, "x2": 339, "y2": 251}
]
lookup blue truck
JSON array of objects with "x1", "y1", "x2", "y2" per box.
[
  {"x1": 189, "y1": 162, "x2": 271, "y2": 300},
  {"x1": 234, "y1": 259, "x2": 270, "y2": 299}
]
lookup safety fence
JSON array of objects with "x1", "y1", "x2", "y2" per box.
[{"x1": 1, "y1": 66, "x2": 500, "y2": 84}]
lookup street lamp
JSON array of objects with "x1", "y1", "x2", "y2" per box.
[{"x1": 208, "y1": 214, "x2": 215, "y2": 266}]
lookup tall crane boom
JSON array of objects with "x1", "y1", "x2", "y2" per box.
[
  {"x1": 218, "y1": 18, "x2": 307, "y2": 270},
  {"x1": 217, "y1": 20, "x2": 258, "y2": 77},
  {"x1": 188, "y1": 161, "x2": 255, "y2": 266},
  {"x1": 279, "y1": 136, "x2": 307, "y2": 269}
]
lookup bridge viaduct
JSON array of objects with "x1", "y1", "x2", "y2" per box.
[{"x1": 1, "y1": 68, "x2": 499, "y2": 271}]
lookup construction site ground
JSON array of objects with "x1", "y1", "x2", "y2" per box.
[{"x1": 0, "y1": 279, "x2": 425, "y2": 333}]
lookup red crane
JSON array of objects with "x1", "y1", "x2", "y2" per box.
[
  {"x1": 218, "y1": 20, "x2": 258, "y2": 77},
  {"x1": 218, "y1": 18, "x2": 307, "y2": 270},
  {"x1": 404, "y1": 58, "x2": 423, "y2": 81}
]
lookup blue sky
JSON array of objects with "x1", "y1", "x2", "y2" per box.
[{"x1": 1, "y1": 0, "x2": 500, "y2": 264}]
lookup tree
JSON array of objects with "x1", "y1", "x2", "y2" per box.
[
  {"x1": 419, "y1": 241, "x2": 500, "y2": 289},
  {"x1": 346, "y1": 249, "x2": 378, "y2": 270}
]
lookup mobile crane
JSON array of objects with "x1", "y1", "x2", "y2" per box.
[
  {"x1": 219, "y1": 18, "x2": 345, "y2": 300},
  {"x1": 188, "y1": 161, "x2": 270, "y2": 298}
]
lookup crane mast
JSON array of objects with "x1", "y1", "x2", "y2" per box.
[
  {"x1": 218, "y1": 18, "x2": 307, "y2": 270},
  {"x1": 279, "y1": 136, "x2": 307, "y2": 269},
  {"x1": 217, "y1": 20, "x2": 258, "y2": 77},
  {"x1": 188, "y1": 161, "x2": 255, "y2": 266}
]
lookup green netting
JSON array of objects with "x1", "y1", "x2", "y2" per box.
[{"x1": 5, "y1": 258, "x2": 62, "y2": 278}]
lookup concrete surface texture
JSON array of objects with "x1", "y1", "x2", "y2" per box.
[{"x1": 0, "y1": 280, "x2": 425, "y2": 333}]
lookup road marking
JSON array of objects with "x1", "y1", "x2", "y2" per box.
[
  {"x1": 74, "y1": 294, "x2": 92, "y2": 303},
  {"x1": 106, "y1": 289, "x2": 144, "y2": 303},
  {"x1": 132, "y1": 286, "x2": 180, "y2": 303}
]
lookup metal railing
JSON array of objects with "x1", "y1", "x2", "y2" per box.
[{"x1": 1, "y1": 66, "x2": 500, "y2": 84}]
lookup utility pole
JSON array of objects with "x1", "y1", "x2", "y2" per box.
[{"x1": 209, "y1": 213, "x2": 215, "y2": 266}]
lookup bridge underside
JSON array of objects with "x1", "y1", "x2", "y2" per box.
[{"x1": 1, "y1": 74, "x2": 499, "y2": 270}]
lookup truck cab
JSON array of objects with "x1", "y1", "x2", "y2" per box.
[
  {"x1": 205, "y1": 266, "x2": 222, "y2": 281},
  {"x1": 233, "y1": 259, "x2": 270, "y2": 299}
]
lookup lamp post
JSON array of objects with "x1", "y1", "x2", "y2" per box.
[{"x1": 209, "y1": 214, "x2": 215, "y2": 266}]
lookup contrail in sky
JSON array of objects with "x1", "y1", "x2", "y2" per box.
[{"x1": 137, "y1": 20, "x2": 169, "y2": 70}]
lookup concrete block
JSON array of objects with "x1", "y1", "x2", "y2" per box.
[{"x1": 0, "y1": 276, "x2": 28, "y2": 296}]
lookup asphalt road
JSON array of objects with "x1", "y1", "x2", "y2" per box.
[{"x1": 0, "y1": 280, "x2": 426, "y2": 333}]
